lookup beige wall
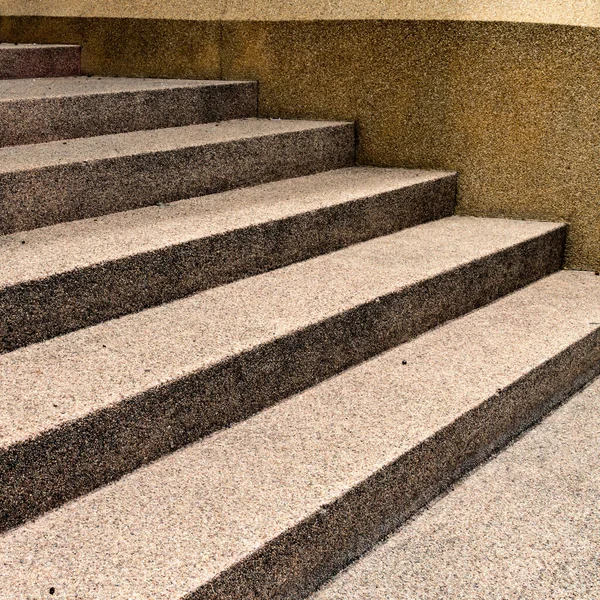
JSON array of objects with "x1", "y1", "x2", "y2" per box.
[
  {"x1": 2, "y1": 0, "x2": 600, "y2": 28},
  {"x1": 223, "y1": 21, "x2": 600, "y2": 272},
  {"x1": 1, "y1": 16, "x2": 599, "y2": 271}
]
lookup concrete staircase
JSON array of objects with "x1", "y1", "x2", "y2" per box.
[{"x1": 1, "y1": 43, "x2": 599, "y2": 599}]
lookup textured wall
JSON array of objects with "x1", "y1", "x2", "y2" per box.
[
  {"x1": 1, "y1": 17, "x2": 599, "y2": 271},
  {"x1": 0, "y1": 16, "x2": 221, "y2": 77},
  {"x1": 2, "y1": 0, "x2": 600, "y2": 28}
]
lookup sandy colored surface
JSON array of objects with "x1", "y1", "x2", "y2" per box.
[
  {"x1": 0, "y1": 118, "x2": 354, "y2": 233},
  {"x1": 1, "y1": 271, "x2": 599, "y2": 599},
  {"x1": 2, "y1": 0, "x2": 600, "y2": 28},
  {"x1": 0, "y1": 215, "x2": 560, "y2": 447},
  {"x1": 0, "y1": 216, "x2": 563, "y2": 530},
  {"x1": 0, "y1": 77, "x2": 257, "y2": 146},
  {"x1": 2, "y1": 19, "x2": 598, "y2": 271},
  {"x1": 1, "y1": 167, "x2": 451, "y2": 288},
  {"x1": 313, "y1": 372, "x2": 600, "y2": 600},
  {"x1": 223, "y1": 20, "x2": 600, "y2": 272},
  {"x1": 0, "y1": 75, "x2": 237, "y2": 100},
  {"x1": 0, "y1": 18, "x2": 223, "y2": 79},
  {"x1": 0, "y1": 118, "x2": 345, "y2": 173},
  {"x1": 0, "y1": 167, "x2": 456, "y2": 351}
]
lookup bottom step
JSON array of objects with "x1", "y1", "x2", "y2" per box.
[
  {"x1": 1, "y1": 271, "x2": 599, "y2": 599},
  {"x1": 312, "y1": 372, "x2": 600, "y2": 599}
]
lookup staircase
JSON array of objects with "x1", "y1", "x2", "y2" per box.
[{"x1": 1, "y1": 43, "x2": 599, "y2": 600}]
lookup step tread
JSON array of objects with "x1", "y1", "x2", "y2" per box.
[
  {"x1": 0, "y1": 216, "x2": 562, "y2": 449},
  {"x1": 311, "y1": 367, "x2": 600, "y2": 599},
  {"x1": 0, "y1": 76, "x2": 253, "y2": 102},
  {"x1": 0, "y1": 167, "x2": 452, "y2": 288},
  {"x1": 2, "y1": 270, "x2": 598, "y2": 599},
  {"x1": 0, "y1": 118, "x2": 350, "y2": 173}
]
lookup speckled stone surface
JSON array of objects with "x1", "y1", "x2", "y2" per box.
[
  {"x1": 0, "y1": 167, "x2": 457, "y2": 352},
  {"x1": 1, "y1": 271, "x2": 598, "y2": 599},
  {"x1": 221, "y1": 20, "x2": 600, "y2": 272},
  {"x1": 2, "y1": 19, "x2": 599, "y2": 269},
  {"x1": 312, "y1": 373, "x2": 600, "y2": 600},
  {"x1": 0, "y1": 118, "x2": 355, "y2": 234},
  {"x1": 0, "y1": 216, "x2": 564, "y2": 530},
  {"x1": 8, "y1": 19, "x2": 595, "y2": 266},
  {"x1": 0, "y1": 42, "x2": 80, "y2": 78},
  {"x1": 0, "y1": 77, "x2": 257, "y2": 146},
  {"x1": 0, "y1": 17, "x2": 223, "y2": 79}
]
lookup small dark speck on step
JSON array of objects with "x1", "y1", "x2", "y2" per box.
[
  {"x1": 402, "y1": 360, "x2": 408, "y2": 365},
  {"x1": 102, "y1": 344, "x2": 107, "y2": 348},
  {"x1": 21, "y1": 240, "x2": 25, "y2": 244},
  {"x1": 49, "y1": 588, "x2": 56, "y2": 595},
  {"x1": 595, "y1": 272, "x2": 599, "y2": 276}
]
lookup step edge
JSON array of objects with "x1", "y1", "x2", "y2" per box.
[
  {"x1": 201, "y1": 322, "x2": 600, "y2": 600},
  {"x1": 0, "y1": 120, "x2": 355, "y2": 174},
  {"x1": 0, "y1": 223, "x2": 563, "y2": 532},
  {"x1": 1, "y1": 169, "x2": 457, "y2": 288},
  {"x1": 0, "y1": 79, "x2": 258, "y2": 103}
]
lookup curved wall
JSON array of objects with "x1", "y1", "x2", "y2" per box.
[{"x1": 1, "y1": 0, "x2": 600, "y2": 27}]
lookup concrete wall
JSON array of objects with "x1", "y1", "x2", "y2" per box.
[
  {"x1": 1, "y1": 14, "x2": 599, "y2": 271},
  {"x1": 3, "y1": 1, "x2": 600, "y2": 28}
]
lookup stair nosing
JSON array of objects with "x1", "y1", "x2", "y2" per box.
[
  {"x1": 0, "y1": 77, "x2": 256, "y2": 102},
  {"x1": 0, "y1": 118, "x2": 353, "y2": 174}
]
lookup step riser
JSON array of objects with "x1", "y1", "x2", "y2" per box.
[
  {"x1": 0, "y1": 83, "x2": 258, "y2": 147},
  {"x1": 0, "y1": 226, "x2": 565, "y2": 532},
  {"x1": 197, "y1": 329, "x2": 600, "y2": 600},
  {"x1": 0, "y1": 45, "x2": 81, "y2": 79},
  {"x1": 0, "y1": 176, "x2": 457, "y2": 354},
  {"x1": 0, "y1": 125, "x2": 355, "y2": 234}
]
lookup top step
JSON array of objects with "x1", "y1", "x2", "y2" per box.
[
  {"x1": 0, "y1": 77, "x2": 258, "y2": 147},
  {"x1": 0, "y1": 43, "x2": 81, "y2": 79}
]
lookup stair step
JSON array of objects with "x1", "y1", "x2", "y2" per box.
[
  {"x1": 311, "y1": 366, "x2": 600, "y2": 600},
  {"x1": 0, "y1": 216, "x2": 564, "y2": 530},
  {"x1": 0, "y1": 167, "x2": 457, "y2": 353},
  {"x1": 2, "y1": 270, "x2": 598, "y2": 599},
  {"x1": 0, "y1": 118, "x2": 354, "y2": 234},
  {"x1": 0, "y1": 43, "x2": 81, "y2": 79},
  {"x1": 0, "y1": 77, "x2": 257, "y2": 147}
]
